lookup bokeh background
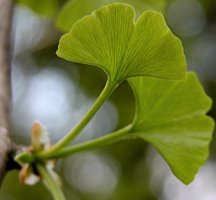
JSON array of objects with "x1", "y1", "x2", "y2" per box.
[{"x1": 1, "y1": 0, "x2": 216, "y2": 199}]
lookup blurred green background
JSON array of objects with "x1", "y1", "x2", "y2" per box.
[{"x1": 1, "y1": 0, "x2": 216, "y2": 199}]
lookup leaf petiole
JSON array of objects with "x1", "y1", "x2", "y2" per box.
[
  {"x1": 36, "y1": 164, "x2": 66, "y2": 200},
  {"x1": 38, "y1": 124, "x2": 132, "y2": 160},
  {"x1": 38, "y1": 78, "x2": 117, "y2": 158}
]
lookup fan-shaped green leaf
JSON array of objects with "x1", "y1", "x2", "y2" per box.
[
  {"x1": 128, "y1": 72, "x2": 214, "y2": 184},
  {"x1": 56, "y1": 0, "x2": 167, "y2": 32},
  {"x1": 57, "y1": 3, "x2": 186, "y2": 84}
]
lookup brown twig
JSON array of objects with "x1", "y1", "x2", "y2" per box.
[{"x1": 0, "y1": 0, "x2": 14, "y2": 182}]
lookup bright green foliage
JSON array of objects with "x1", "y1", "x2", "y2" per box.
[
  {"x1": 128, "y1": 72, "x2": 214, "y2": 184},
  {"x1": 56, "y1": 0, "x2": 103, "y2": 32},
  {"x1": 138, "y1": 0, "x2": 167, "y2": 11},
  {"x1": 57, "y1": 3, "x2": 186, "y2": 84},
  {"x1": 56, "y1": 0, "x2": 167, "y2": 32},
  {"x1": 17, "y1": 0, "x2": 59, "y2": 17},
  {"x1": 13, "y1": 1, "x2": 214, "y2": 194}
]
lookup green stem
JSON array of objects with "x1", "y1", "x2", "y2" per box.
[
  {"x1": 38, "y1": 125, "x2": 132, "y2": 160},
  {"x1": 36, "y1": 164, "x2": 66, "y2": 200},
  {"x1": 40, "y1": 79, "x2": 116, "y2": 158}
]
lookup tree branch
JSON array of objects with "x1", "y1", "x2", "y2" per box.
[{"x1": 0, "y1": 0, "x2": 14, "y2": 182}]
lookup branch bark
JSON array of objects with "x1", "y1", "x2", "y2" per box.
[{"x1": 0, "y1": 0, "x2": 14, "y2": 182}]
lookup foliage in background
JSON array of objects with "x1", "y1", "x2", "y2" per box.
[
  {"x1": 17, "y1": 0, "x2": 60, "y2": 17},
  {"x1": 17, "y1": 0, "x2": 167, "y2": 31}
]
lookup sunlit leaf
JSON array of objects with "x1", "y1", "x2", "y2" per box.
[
  {"x1": 128, "y1": 72, "x2": 214, "y2": 184},
  {"x1": 56, "y1": 0, "x2": 167, "y2": 32},
  {"x1": 57, "y1": 3, "x2": 186, "y2": 84},
  {"x1": 17, "y1": 0, "x2": 59, "y2": 17}
]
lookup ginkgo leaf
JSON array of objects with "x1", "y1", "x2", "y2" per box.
[
  {"x1": 128, "y1": 72, "x2": 214, "y2": 184},
  {"x1": 57, "y1": 3, "x2": 186, "y2": 85},
  {"x1": 17, "y1": 0, "x2": 59, "y2": 17},
  {"x1": 56, "y1": 0, "x2": 167, "y2": 32}
]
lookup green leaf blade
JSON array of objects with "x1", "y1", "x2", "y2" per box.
[
  {"x1": 57, "y1": 3, "x2": 186, "y2": 84},
  {"x1": 139, "y1": 116, "x2": 213, "y2": 184},
  {"x1": 57, "y1": 3, "x2": 135, "y2": 80},
  {"x1": 121, "y1": 10, "x2": 186, "y2": 80},
  {"x1": 128, "y1": 72, "x2": 214, "y2": 184},
  {"x1": 131, "y1": 72, "x2": 212, "y2": 128},
  {"x1": 56, "y1": 0, "x2": 167, "y2": 33}
]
